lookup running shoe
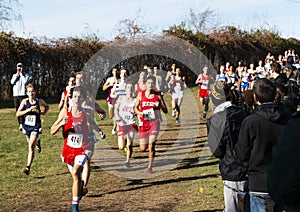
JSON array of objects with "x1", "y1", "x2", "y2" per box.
[
  {"x1": 147, "y1": 167, "x2": 153, "y2": 175},
  {"x1": 175, "y1": 118, "x2": 179, "y2": 123},
  {"x1": 82, "y1": 186, "x2": 88, "y2": 196},
  {"x1": 172, "y1": 109, "x2": 176, "y2": 117},
  {"x1": 19, "y1": 124, "x2": 23, "y2": 131},
  {"x1": 124, "y1": 161, "x2": 130, "y2": 168},
  {"x1": 112, "y1": 129, "x2": 116, "y2": 135},
  {"x1": 23, "y1": 167, "x2": 30, "y2": 175},
  {"x1": 36, "y1": 139, "x2": 41, "y2": 153},
  {"x1": 99, "y1": 131, "x2": 106, "y2": 139},
  {"x1": 71, "y1": 204, "x2": 79, "y2": 212},
  {"x1": 203, "y1": 113, "x2": 207, "y2": 119}
]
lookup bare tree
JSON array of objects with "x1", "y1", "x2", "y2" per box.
[
  {"x1": 185, "y1": 7, "x2": 218, "y2": 34},
  {"x1": 0, "y1": 0, "x2": 22, "y2": 30},
  {"x1": 115, "y1": 9, "x2": 151, "y2": 42}
]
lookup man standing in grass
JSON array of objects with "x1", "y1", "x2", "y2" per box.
[
  {"x1": 236, "y1": 78, "x2": 292, "y2": 211},
  {"x1": 11, "y1": 62, "x2": 30, "y2": 131},
  {"x1": 207, "y1": 81, "x2": 248, "y2": 211}
]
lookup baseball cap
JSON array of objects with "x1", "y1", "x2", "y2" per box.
[{"x1": 17, "y1": 63, "x2": 23, "y2": 67}]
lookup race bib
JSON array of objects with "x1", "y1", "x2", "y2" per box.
[
  {"x1": 67, "y1": 133, "x2": 83, "y2": 148},
  {"x1": 201, "y1": 81, "x2": 209, "y2": 89},
  {"x1": 143, "y1": 108, "x2": 155, "y2": 120},
  {"x1": 25, "y1": 115, "x2": 36, "y2": 126}
]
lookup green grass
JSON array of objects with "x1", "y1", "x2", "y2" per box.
[{"x1": 0, "y1": 86, "x2": 224, "y2": 211}]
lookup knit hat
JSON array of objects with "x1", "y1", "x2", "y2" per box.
[{"x1": 210, "y1": 81, "x2": 228, "y2": 106}]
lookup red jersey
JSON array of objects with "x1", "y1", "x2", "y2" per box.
[
  {"x1": 61, "y1": 109, "x2": 90, "y2": 165},
  {"x1": 198, "y1": 74, "x2": 211, "y2": 98},
  {"x1": 140, "y1": 90, "x2": 159, "y2": 123}
]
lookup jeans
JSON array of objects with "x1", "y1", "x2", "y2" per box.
[
  {"x1": 223, "y1": 180, "x2": 249, "y2": 212},
  {"x1": 250, "y1": 193, "x2": 275, "y2": 212}
]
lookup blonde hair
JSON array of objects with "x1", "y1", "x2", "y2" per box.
[{"x1": 26, "y1": 83, "x2": 35, "y2": 91}]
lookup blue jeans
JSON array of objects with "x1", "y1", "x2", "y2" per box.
[
  {"x1": 250, "y1": 193, "x2": 275, "y2": 212},
  {"x1": 223, "y1": 180, "x2": 249, "y2": 212}
]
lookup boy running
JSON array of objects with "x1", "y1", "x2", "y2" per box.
[{"x1": 16, "y1": 83, "x2": 49, "y2": 175}]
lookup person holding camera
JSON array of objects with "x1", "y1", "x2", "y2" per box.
[{"x1": 10, "y1": 62, "x2": 30, "y2": 130}]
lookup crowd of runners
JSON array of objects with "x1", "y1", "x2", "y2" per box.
[{"x1": 10, "y1": 48, "x2": 300, "y2": 211}]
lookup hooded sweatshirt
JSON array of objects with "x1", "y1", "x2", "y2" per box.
[{"x1": 236, "y1": 102, "x2": 292, "y2": 193}]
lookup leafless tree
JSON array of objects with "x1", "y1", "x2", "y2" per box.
[
  {"x1": 0, "y1": 0, "x2": 22, "y2": 30},
  {"x1": 185, "y1": 7, "x2": 218, "y2": 34},
  {"x1": 115, "y1": 9, "x2": 151, "y2": 42}
]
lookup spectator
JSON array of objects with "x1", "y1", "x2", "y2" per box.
[
  {"x1": 236, "y1": 78, "x2": 292, "y2": 211},
  {"x1": 207, "y1": 81, "x2": 249, "y2": 212},
  {"x1": 268, "y1": 112, "x2": 300, "y2": 212},
  {"x1": 10, "y1": 62, "x2": 30, "y2": 130}
]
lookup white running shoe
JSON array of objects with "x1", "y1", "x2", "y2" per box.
[{"x1": 172, "y1": 109, "x2": 176, "y2": 117}]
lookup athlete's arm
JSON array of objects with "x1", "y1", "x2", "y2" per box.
[
  {"x1": 226, "y1": 73, "x2": 232, "y2": 84},
  {"x1": 195, "y1": 74, "x2": 202, "y2": 84},
  {"x1": 39, "y1": 99, "x2": 49, "y2": 115},
  {"x1": 58, "y1": 91, "x2": 65, "y2": 110},
  {"x1": 16, "y1": 99, "x2": 28, "y2": 117},
  {"x1": 95, "y1": 102, "x2": 106, "y2": 120},
  {"x1": 114, "y1": 97, "x2": 121, "y2": 122},
  {"x1": 102, "y1": 78, "x2": 113, "y2": 91},
  {"x1": 158, "y1": 95, "x2": 168, "y2": 114},
  {"x1": 134, "y1": 93, "x2": 143, "y2": 116},
  {"x1": 50, "y1": 109, "x2": 67, "y2": 135}
]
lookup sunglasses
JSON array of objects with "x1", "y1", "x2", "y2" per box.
[{"x1": 17, "y1": 65, "x2": 23, "y2": 67}]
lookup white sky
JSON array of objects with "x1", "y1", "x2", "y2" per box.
[{"x1": 10, "y1": 0, "x2": 300, "y2": 41}]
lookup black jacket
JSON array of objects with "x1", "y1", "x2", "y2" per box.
[
  {"x1": 268, "y1": 112, "x2": 300, "y2": 208},
  {"x1": 236, "y1": 103, "x2": 292, "y2": 192},
  {"x1": 207, "y1": 104, "x2": 248, "y2": 181}
]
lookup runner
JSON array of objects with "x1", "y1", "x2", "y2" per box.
[
  {"x1": 73, "y1": 72, "x2": 106, "y2": 197},
  {"x1": 80, "y1": 87, "x2": 106, "y2": 196},
  {"x1": 165, "y1": 63, "x2": 176, "y2": 93},
  {"x1": 216, "y1": 65, "x2": 231, "y2": 83},
  {"x1": 114, "y1": 82, "x2": 138, "y2": 167},
  {"x1": 50, "y1": 86, "x2": 94, "y2": 212},
  {"x1": 170, "y1": 67, "x2": 186, "y2": 123},
  {"x1": 195, "y1": 66, "x2": 213, "y2": 119},
  {"x1": 102, "y1": 68, "x2": 119, "y2": 134},
  {"x1": 135, "y1": 71, "x2": 147, "y2": 97},
  {"x1": 16, "y1": 83, "x2": 49, "y2": 175},
  {"x1": 153, "y1": 66, "x2": 164, "y2": 91},
  {"x1": 134, "y1": 76, "x2": 168, "y2": 174},
  {"x1": 110, "y1": 68, "x2": 129, "y2": 135},
  {"x1": 58, "y1": 72, "x2": 76, "y2": 110},
  {"x1": 241, "y1": 66, "x2": 250, "y2": 93},
  {"x1": 227, "y1": 65, "x2": 236, "y2": 88}
]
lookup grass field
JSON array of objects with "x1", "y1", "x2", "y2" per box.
[{"x1": 0, "y1": 86, "x2": 224, "y2": 212}]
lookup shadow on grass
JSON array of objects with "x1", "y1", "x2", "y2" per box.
[
  {"x1": 87, "y1": 174, "x2": 219, "y2": 198},
  {"x1": 33, "y1": 171, "x2": 70, "y2": 179},
  {"x1": 174, "y1": 159, "x2": 219, "y2": 170}
]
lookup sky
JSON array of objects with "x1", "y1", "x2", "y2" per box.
[{"x1": 9, "y1": 0, "x2": 300, "y2": 41}]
